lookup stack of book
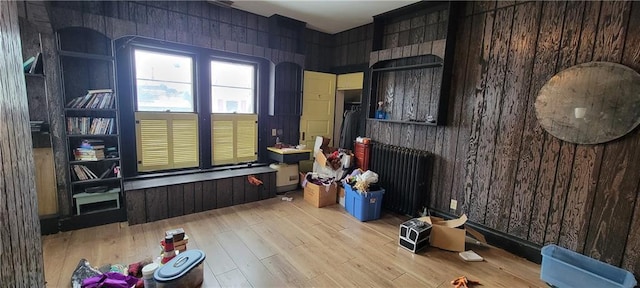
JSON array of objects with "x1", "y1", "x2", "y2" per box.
[
  {"x1": 74, "y1": 139, "x2": 105, "y2": 161},
  {"x1": 67, "y1": 117, "x2": 115, "y2": 135},
  {"x1": 66, "y1": 89, "x2": 115, "y2": 109}
]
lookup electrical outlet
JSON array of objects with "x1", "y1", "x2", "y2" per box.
[
  {"x1": 450, "y1": 199, "x2": 458, "y2": 210},
  {"x1": 271, "y1": 129, "x2": 277, "y2": 136}
]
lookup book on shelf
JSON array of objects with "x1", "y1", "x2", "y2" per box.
[
  {"x1": 72, "y1": 164, "x2": 96, "y2": 181},
  {"x1": 66, "y1": 89, "x2": 115, "y2": 109},
  {"x1": 29, "y1": 53, "x2": 43, "y2": 74},
  {"x1": 67, "y1": 117, "x2": 115, "y2": 135},
  {"x1": 99, "y1": 163, "x2": 117, "y2": 179}
]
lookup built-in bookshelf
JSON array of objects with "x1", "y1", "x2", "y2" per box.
[{"x1": 58, "y1": 27, "x2": 123, "y2": 216}]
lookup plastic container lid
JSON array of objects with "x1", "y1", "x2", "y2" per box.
[
  {"x1": 154, "y1": 250, "x2": 206, "y2": 282},
  {"x1": 142, "y1": 263, "x2": 159, "y2": 278}
]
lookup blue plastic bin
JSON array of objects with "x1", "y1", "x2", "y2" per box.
[
  {"x1": 540, "y1": 244, "x2": 637, "y2": 288},
  {"x1": 344, "y1": 183, "x2": 384, "y2": 221}
]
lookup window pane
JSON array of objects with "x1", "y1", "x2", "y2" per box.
[
  {"x1": 211, "y1": 60, "x2": 254, "y2": 113},
  {"x1": 211, "y1": 61, "x2": 254, "y2": 88},
  {"x1": 135, "y1": 49, "x2": 193, "y2": 112},
  {"x1": 211, "y1": 87, "x2": 253, "y2": 113}
]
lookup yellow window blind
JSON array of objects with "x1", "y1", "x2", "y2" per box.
[
  {"x1": 136, "y1": 112, "x2": 199, "y2": 172},
  {"x1": 211, "y1": 114, "x2": 257, "y2": 165}
]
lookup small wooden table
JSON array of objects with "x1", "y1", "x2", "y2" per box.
[
  {"x1": 267, "y1": 147, "x2": 312, "y2": 164},
  {"x1": 73, "y1": 188, "x2": 120, "y2": 215}
]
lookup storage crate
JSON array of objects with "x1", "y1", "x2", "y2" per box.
[
  {"x1": 344, "y1": 183, "x2": 384, "y2": 221},
  {"x1": 541, "y1": 244, "x2": 637, "y2": 288}
]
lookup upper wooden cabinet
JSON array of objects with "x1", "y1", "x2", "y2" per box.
[
  {"x1": 270, "y1": 62, "x2": 303, "y2": 116},
  {"x1": 337, "y1": 72, "x2": 364, "y2": 90},
  {"x1": 368, "y1": 1, "x2": 462, "y2": 126}
]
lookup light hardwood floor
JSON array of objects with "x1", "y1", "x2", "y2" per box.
[{"x1": 42, "y1": 191, "x2": 545, "y2": 287}]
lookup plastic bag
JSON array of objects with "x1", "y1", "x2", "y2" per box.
[
  {"x1": 82, "y1": 272, "x2": 139, "y2": 288},
  {"x1": 354, "y1": 170, "x2": 378, "y2": 191}
]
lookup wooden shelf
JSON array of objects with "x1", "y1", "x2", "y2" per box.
[
  {"x1": 372, "y1": 62, "x2": 443, "y2": 72},
  {"x1": 65, "y1": 108, "x2": 117, "y2": 113},
  {"x1": 69, "y1": 158, "x2": 120, "y2": 164},
  {"x1": 368, "y1": 118, "x2": 437, "y2": 126},
  {"x1": 59, "y1": 50, "x2": 113, "y2": 61},
  {"x1": 67, "y1": 134, "x2": 119, "y2": 138},
  {"x1": 71, "y1": 177, "x2": 121, "y2": 185}
]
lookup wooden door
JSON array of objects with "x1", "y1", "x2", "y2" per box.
[{"x1": 300, "y1": 71, "x2": 336, "y2": 150}]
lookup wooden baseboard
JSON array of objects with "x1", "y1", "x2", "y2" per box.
[
  {"x1": 58, "y1": 207, "x2": 126, "y2": 232},
  {"x1": 430, "y1": 209, "x2": 542, "y2": 264},
  {"x1": 39, "y1": 215, "x2": 59, "y2": 235}
]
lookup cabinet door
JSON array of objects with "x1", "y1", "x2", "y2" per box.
[{"x1": 337, "y1": 72, "x2": 364, "y2": 90}]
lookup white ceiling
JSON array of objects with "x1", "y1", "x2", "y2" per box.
[{"x1": 227, "y1": 0, "x2": 420, "y2": 34}]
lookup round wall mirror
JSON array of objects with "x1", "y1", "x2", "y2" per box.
[{"x1": 535, "y1": 61, "x2": 640, "y2": 144}]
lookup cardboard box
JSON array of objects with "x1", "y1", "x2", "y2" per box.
[
  {"x1": 303, "y1": 180, "x2": 337, "y2": 208},
  {"x1": 416, "y1": 214, "x2": 486, "y2": 252},
  {"x1": 338, "y1": 186, "x2": 345, "y2": 207}
]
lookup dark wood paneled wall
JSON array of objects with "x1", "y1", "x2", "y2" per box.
[
  {"x1": 0, "y1": 2, "x2": 45, "y2": 286},
  {"x1": 17, "y1": 1, "x2": 308, "y2": 215},
  {"x1": 126, "y1": 173, "x2": 275, "y2": 225},
  {"x1": 304, "y1": 28, "x2": 333, "y2": 72},
  {"x1": 333, "y1": 24, "x2": 374, "y2": 68},
  {"x1": 367, "y1": 0, "x2": 640, "y2": 276}
]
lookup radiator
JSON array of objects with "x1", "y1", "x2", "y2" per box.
[{"x1": 370, "y1": 142, "x2": 430, "y2": 217}]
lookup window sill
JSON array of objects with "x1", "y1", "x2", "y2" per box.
[{"x1": 123, "y1": 163, "x2": 273, "y2": 191}]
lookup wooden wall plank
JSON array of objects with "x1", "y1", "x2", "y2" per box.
[
  {"x1": 183, "y1": 182, "x2": 195, "y2": 215},
  {"x1": 621, "y1": 0, "x2": 640, "y2": 278},
  {"x1": 217, "y1": 178, "x2": 233, "y2": 208},
  {"x1": 448, "y1": 3, "x2": 474, "y2": 215},
  {"x1": 203, "y1": 180, "x2": 217, "y2": 211},
  {"x1": 480, "y1": 5, "x2": 514, "y2": 229},
  {"x1": 126, "y1": 189, "x2": 146, "y2": 225},
  {"x1": 391, "y1": 70, "x2": 405, "y2": 121},
  {"x1": 472, "y1": 6, "x2": 514, "y2": 226},
  {"x1": 0, "y1": 3, "x2": 45, "y2": 285},
  {"x1": 465, "y1": 9, "x2": 495, "y2": 223},
  {"x1": 583, "y1": 0, "x2": 634, "y2": 266},
  {"x1": 233, "y1": 176, "x2": 245, "y2": 205},
  {"x1": 487, "y1": 1, "x2": 540, "y2": 234},
  {"x1": 245, "y1": 176, "x2": 260, "y2": 203},
  {"x1": 168, "y1": 184, "x2": 184, "y2": 218},
  {"x1": 557, "y1": 0, "x2": 603, "y2": 253},
  {"x1": 539, "y1": 0, "x2": 586, "y2": 245},
  {"x1": 258, "y1": 174, "x2": 270, "y2": 200},
  {"x1": 146, "y1": 186, "x2": 168, "y2": 222},
  {"x1": 194, "y1": 181, "x2": 203, "y2": 213},
  {"x1": 429, "y1": 67, "x2": 443, "y2": 122}
]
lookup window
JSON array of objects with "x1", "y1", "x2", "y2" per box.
[
  {"x1": 133, "y1": 49, "x2": 199, "y2": 171},
  {"x1": 134, "y1": 49, "x2": 194, "y2": 112},
  {"x1": 211, "y1": 60, "x2": 255, "y2": 113}
]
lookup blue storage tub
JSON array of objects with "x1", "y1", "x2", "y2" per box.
[
  {"x1": 540, "y1": 244, "x2": 637, "y2": 288},
  {"x1": 344, "y1": 183, "x2": 384, "y2": 221}
]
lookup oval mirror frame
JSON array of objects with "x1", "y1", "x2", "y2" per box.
[{"x1": 535, "y1": 61, "x2": 640, "y2": 145}]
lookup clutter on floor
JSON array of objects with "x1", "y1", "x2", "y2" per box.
[
  {"x1": 342, "y1": 169, "x2": 384, "y2": 221},
  {"x1": 399, "y1": 218, "x2": 431, "y2": 253},
  {"x1": 451, "y1": 276, "x2": 481, "y2": 288},
  {"x1": 459, "y1": 250, "x2": 484, "y2": 262},
  {"x1": 71, "y1": 228, "x2": 203, "y2": 288}
]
